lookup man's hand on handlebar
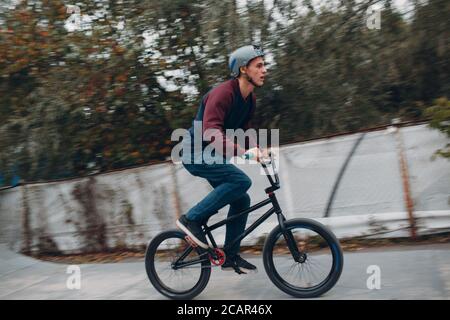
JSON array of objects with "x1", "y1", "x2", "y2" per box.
[{"x1": 243, "y1": 147, "x2": 271, "y2": 163}]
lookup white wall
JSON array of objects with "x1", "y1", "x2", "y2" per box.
[{"x1": 0, "y1": 124, "x2": 449, "y2": 254}]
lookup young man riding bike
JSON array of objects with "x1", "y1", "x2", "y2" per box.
[{"x1": 177, "y1": 45, "x2": 269, "y2": 274}]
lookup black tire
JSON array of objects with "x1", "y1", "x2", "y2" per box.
[
  {"x1": 263, "y1": 218, "x2": 343, "y2": 298},
  {"x1": 145, "y1": 229, "x2": 211, "y2": 300}
]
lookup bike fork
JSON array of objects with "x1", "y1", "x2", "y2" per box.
[{"x1": 277, "y1": 213, "x2": 303, "y2": 263}]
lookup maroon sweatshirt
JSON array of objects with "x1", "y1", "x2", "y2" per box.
[{"x1": 187, "y1": 78, "x2": 258, "y2": 160}]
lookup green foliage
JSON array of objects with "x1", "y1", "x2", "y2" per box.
[
  {"x1": 425, "y1": 97, "x2": 450, "y2": 159},
  {"x1": 0, "y1": 0, "x2": 449, "y2": 183}
]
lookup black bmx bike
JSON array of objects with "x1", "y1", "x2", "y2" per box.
[{"x1": 145, "y1": 152, "x2": 343, "y2": 299}]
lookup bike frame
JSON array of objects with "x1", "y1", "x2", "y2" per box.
[
  {"x1": 172, "y1": 153, "x2": 302, "y2": 269},
  {"x1": 205, "y1": 193, "x2": 283, "y2": 252}
]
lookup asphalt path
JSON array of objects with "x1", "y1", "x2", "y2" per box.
[{"x1": 1, "y1": 243, "x2": 449, "y2": 300}]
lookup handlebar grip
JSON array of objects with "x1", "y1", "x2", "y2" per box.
[{"x1": 243, "y1": 152, "x2": 255, "y2": 160}]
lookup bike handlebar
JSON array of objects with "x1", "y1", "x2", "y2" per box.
[{"x1": 260, "y1": 151, "x2": 279, "y2": 188}]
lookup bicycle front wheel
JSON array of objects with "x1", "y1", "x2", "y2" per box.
[
  {"x1": 263, "y1": 218, "x2": 343, "y2": 298},
  {"x1": 145, "y1": 229, "x2": 211, "y2": 300}
]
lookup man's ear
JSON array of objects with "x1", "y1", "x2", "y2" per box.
[{"x1": 239, "y1": 66, "x2": 247, "y2": 75}]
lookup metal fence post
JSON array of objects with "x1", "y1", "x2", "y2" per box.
[{"x1": 393, "y1": 120, "x2": 417, "y2": 239}]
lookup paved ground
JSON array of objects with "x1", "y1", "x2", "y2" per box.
[{"x1": 1, "y1": 243, "x2": 450, "y2": 300}]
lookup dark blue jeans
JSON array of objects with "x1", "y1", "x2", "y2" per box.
[{"x1": 182, "y1": 162, "x2": 252, "y2": 257}]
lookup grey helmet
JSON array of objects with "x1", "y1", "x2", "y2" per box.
[{"x1": 229, "y1": 45, "x2": 265, "y2": 78}]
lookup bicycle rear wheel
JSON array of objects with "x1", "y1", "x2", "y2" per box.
[
  {"x1": 263, "y1": 218, "x2": 343, "y2": 298},
  {"x1": 145, "y1": 229, "x2": 211, "y2": 300}
]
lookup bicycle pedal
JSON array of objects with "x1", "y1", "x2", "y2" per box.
[
  {"x1": 209, "y1": 248, "x2": 226, "y2": 266},
  {"x1": 184, "y1": 235, "x2": 199, "y2": 248}
]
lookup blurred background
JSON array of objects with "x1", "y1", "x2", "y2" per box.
[
  {"x1": 0, "y1": 0, "x2": 449, "y2": 256},
  {"x1": 0, "y1": 0, "x2": 448, "y2": 184},
  {"x1": 1, "y1": 1, "x2": 450, "y2": 302}
]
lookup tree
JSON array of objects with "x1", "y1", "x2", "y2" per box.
[{"x1": 425, "y1": 97, "x2": 450, "y2": 159}]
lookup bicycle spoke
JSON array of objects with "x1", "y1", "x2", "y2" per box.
[
  {"x1": 304, "y1": 261, "x2": 318, "y2": 286},
  {"x1": 151, "y1": 237, "x2": 205, "y2": 293},
  {"x1": 299, "y1": 263, "x2": 305, "y2": 287},
  {"x1": 286, "y1": 262, "x2": 297, "y2": 276},
  {"x1": 307, "y1": 256, "x2": 330, "y2": 275}
]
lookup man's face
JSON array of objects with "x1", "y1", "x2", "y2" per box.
[{"x1": 241, "y1": 56, "x2": 267, "y2": 87}]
